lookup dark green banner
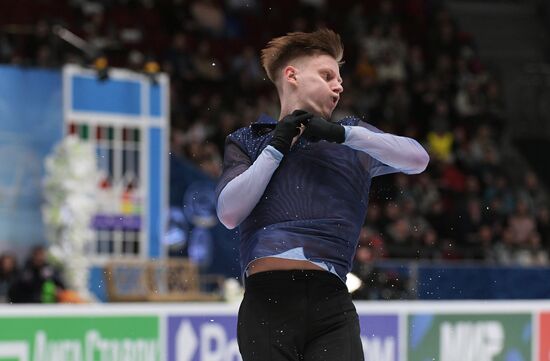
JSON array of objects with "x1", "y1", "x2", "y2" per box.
[
  {"x1": 408, "y1": 313, "x2": 532, "y2": 361},
  {"x1": 0, "y1": 316, "x2": 160, "y2": 361}
]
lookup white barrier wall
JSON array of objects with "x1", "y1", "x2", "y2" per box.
[{"x1": 0, "y1": 301, "x2": 547, "y2": 361}]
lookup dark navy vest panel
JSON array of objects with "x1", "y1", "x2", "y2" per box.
[{"x1": 225, "y1": 116, "x2": 373, "y2": 281}]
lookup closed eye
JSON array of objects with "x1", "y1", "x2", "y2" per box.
[{"x1": 320, "y1": 69, "x2": 342, "y2": 84}]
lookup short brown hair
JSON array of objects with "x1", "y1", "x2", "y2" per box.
[{"x1": 260, "y1": 28, "x2": 344, "y2": 83}]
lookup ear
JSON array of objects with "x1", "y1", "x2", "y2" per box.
[{"x1": 283, "y1": 65, "x2": 298, "y2": 85}]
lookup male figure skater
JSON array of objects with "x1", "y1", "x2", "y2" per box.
[{"x1": 216, "y1": 29, "x2": 429, "y2": 361}]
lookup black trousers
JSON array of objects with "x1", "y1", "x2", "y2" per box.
[{"x1": 237, "y1": 270, "x2": 364, "y2": 361}]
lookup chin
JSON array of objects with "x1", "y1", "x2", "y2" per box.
[{"x1": 309, "y1": 105, "x2": 332, "y2": 119}]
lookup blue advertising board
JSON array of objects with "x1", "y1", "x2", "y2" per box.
[{"x1": 167, "y1": 312, "x2": 399, "y2": 361}]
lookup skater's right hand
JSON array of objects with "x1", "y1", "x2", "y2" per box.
[{"x1": 269, "y1": 110, "x2": 313, "y2": 155}]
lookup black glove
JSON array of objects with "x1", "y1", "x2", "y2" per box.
[
  {"x1": 303, "y1": 117, "x2": 345, "y2": 143},
  {"x1": 269, "y1": 110, "x2": 313, "y2": 155}
]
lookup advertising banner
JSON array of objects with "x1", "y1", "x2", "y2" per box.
[
  {"x1": 167, "y1": 313, "x2": 399, "y2": 361},
  {"x1": 359, "y1": 314, "x2": 399, "y2": 361},
  {"x1": 539, "y1": 312, "x2": 550, "y2": 361},
  {"x1": 167, "y1": 315, "x2": 240, "y2": 361},
  {"x1": 408, "y1": 313, "x2": 532, "y2": 361},
  {"x1": 0, "y1": 315, "x2": 160, "y2": 361}
]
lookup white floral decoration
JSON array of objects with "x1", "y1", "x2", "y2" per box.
[{"x1": 42, "y1": 135, "x2": 97, "y2": 301}]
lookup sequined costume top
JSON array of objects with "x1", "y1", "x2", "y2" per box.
[{"x1": 216, "y1": 114, "x2": 429, "y2": 282}]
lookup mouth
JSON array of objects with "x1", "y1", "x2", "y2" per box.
[{"x1": 331, "y1": 96, "x2": 339, "y2": 107}]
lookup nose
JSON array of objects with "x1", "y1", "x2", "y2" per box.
[{"x1": 333, "y1": 82, "x2": 343, "y2": 94}]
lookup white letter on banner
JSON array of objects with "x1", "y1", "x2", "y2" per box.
[
  {"x1": 440, "y1": 322, "x2": 469, "y2": 361},
  {"x1": 176, "y1": 321, "x2": 198, "y2": 361},
  {"x1": 135, "y1": 339, "x2": 156, "y2": 361},
  {"x1": 200, "y1": 323, "x2": 227, "y2": 361},
  {"x1": 71, "y1": 342, "x2": 83, "y2": 361},
  {"x1": 362, "y1": 337, "x2": 394, "y2": 361},
  {"x1": 86, "y1": 331, "x2": 98, "y2": 361},
  {"x1": 33, "y1": 331, "x2": 47, "y2": 361},
  {"x1": 482, "y1": 322, "x2": 504, "y2": 361},
  {"x1": 142, "y1": 340, "x2": 158, "y2": 361}
]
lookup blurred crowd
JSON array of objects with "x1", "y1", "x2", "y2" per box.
[
  {"x1": 0, "y1": 246, "x2": 66, "y2": 303},
  {"x1": 1, "y1": 0, "x2": 549, "y2": 300}
]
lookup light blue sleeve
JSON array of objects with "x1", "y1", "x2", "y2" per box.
[
  {"x1": 216, "y1": 145, "x2": 283, "y2": 229},
  {"x1": 343, "y1": 125, "x2": 429, "y2": 176}
]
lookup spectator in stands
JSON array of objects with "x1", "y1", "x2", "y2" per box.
[
  {"x1": 358, "y1": 226, "x2": 387, "y2": 262},
  {"x1": 190, "y1": 0, "x2": 226, "y2": 36},
  {"x1": 455, "y1": 80, "x2": 483, "y2": 118},
  {"x1": 406, "y1": 45, "x2": 426, "y2": 81},
  {"x1": 0, "y1": 252, "x2": 18, "y2": 303},
  {"x1": 491, "y1": 227, "x2": 516, "y2": 264},
  {"x1": 230, "y1": 46, "x2": 264, "y2": 87},
  {"x1": 192, "y1": 40, "x2": 223, "y2": 81},
  {"x1": 537, "y1": 206, "x2": 550, "y2": 250},
  {"x1": 355, "y1": 49, "x2": 377, "y2": 79},
  {"x1": 411, "y1": 172, "x2": 441, "y2": 213},
  {"x1": 427, "y1": 120, "x2": 454, "y2": 162},
  {"x1": 9, "y1": 245, "x2": 65, "y2": 303},
  {"x1": 163, "y1": 32, "x2": 197, "y2": 82},
  {"x1": 484, "y1": 79, "x2": 505, "y2": 119},
  {"x1": 473, "y1": 224, "x2": 495, "y2": 260},
  {"x1": 515, "y1": 232, "x2": 548, "y2": 266},
  {"x1": 469, "y1": 125, "x2": 499, "y2": 164},
  {"x1": 361, "y1": 24, "x2": 387, "y2": 63},
  {"x1": 520, "y1": 171, "x2": 548, "y2": 212},
  {"x1": 377, "y1": 49, "x2": 407, "y2": 83},
  {"x1": 384, "y1": 81, "x2": 410, "y2": 128},
  {"x1": 417, "y1": 228, "x2": 440, "y2": 259},
  {"x1": 508, "y1": 199, "x2": 539, "y2": 245},
  {"x1": 386, "y1": 217, "x2": 414, "y2": 256},
  {"x1": 196, "y1": 143, "x2": 223, "y2": 178}
]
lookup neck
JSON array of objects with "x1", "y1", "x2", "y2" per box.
[{"x1": 278, "y1": 94, "x2": 302, "y2": 121}]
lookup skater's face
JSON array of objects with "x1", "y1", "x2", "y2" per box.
[{"x1": 283, "y1": 54, "x2": 343, "y2": 119}]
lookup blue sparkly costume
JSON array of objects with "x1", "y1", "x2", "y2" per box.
[{"x1": 216, "y1": 114, "x2": 429, "y2": 282}]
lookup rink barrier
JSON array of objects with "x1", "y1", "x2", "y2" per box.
[{"x1": 0, "y1": 300, "x2": 548, "y2": 361}]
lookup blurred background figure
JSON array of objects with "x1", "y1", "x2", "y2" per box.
[
  {"x1": 0, "y1": 252, "x2": 18, "y2": 303},
  {"x1": 8, "y1": 246, "x2": 65, "y2": 303}
]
